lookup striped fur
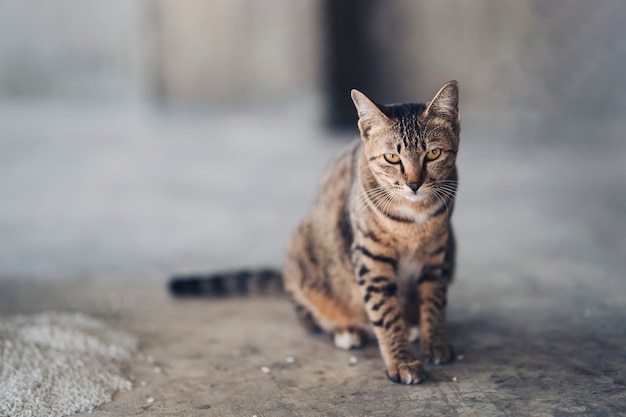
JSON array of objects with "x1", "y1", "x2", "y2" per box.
[
  {"x1": 169, "y1": 269, "x2": 283, "y2": 298},
  {"x1": 283, "y1": 81, "x2": 461, "y2": 384}
]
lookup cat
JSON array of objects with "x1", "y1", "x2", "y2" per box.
[{"x1": 170, "y1": 81, "x2": 460, "y2": 384}]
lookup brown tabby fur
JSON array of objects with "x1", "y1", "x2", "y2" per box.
[{"x1": 283, "y1": 81, "x2": 460, "y2": 384}]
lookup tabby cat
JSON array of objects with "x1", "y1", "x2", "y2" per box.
[{"x1": 170, "y1": 81, "x2": 460, "y2": 384}]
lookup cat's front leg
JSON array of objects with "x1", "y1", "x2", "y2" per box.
[
  {"x1": 417, "y1": 240, "x2": 455, "y2": 364},
  {"x1": 418, "y1": 280, "x2": 453, "y2": 364},
  {"x1": 351, "y1": 244, "x2": 426, "y2": 384}
]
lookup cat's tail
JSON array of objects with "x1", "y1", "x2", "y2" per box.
[{"x1": 168, "y1": 268, "x2": 283, "y2": 298}]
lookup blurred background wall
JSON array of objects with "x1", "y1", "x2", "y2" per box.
[
  {"x1": 1, "y1": 0, "x2": 624, "y2": 116},
  {"x1": 0, "y1": 0, "x2": 148, "y2": 100},
  {"x1": 1, "y1": 0, "x2": 625, "y2": 280},
  {"x1": 0, "y1": 0, "x2": 321, "y2": 104}
]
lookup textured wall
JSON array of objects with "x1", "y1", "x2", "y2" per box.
[
  {"x1": 359, "y1": 0, "x2": 626, "y2": 116},
  {"x1": 151, "y1": 0, "x2": 320, "y2": 103},
  {"x1": 0, "y1": 0, "x2": 148, "y2": 100},
  {"x1": 353, "y1": 1, "x2": 535, "y2": 108},
  {"x1": 0, "y1": 0, "x2": 624, "y2": 114},
  {"x1": 531, "y1": 0, "x2": 626, "y2": 116},
  {"x1": 0, "y1": 0, "x2": 319, "y2": 103}
]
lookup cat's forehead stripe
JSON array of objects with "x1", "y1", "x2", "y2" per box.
[{"x1": 395, "y1": 110, "x2": 422, "y2": 151}]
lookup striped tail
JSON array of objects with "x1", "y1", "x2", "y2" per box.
[{"x1": 168, "y1": 268, "x2": 283, "y2": 298}]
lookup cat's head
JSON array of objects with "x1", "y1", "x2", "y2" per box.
[{"x1": 351, "y1": 81, "x2": 460, "y2": 203}]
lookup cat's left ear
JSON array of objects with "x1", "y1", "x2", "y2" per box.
[
  {"x1": 351, "y1": 89, "x2": 390, "y2": 139},
  {"x1": 424, "y1": 81, "x2": 460, "y2": 123}
]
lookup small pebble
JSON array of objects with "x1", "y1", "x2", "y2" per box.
[
  {"x1": 140, "y1": 381, "x2": 147, "y2": 387},
  {"x1": 452, "y1": 377, "x2": 458, "y2": 382},
  {"x1": 260, "y1": 366, "x2": 270, "y2": 373},
  {"x1": 349, "y1": 356, "x2": 358, "y2": 365},
  {"x1": 457, "y1": 354, "x2": 464, "y2": 360},
  {"x1": 154, "y1": 366, "x2": 162, "y2": 374},
  {"x1": 146, "y1": 397, "x2": 154, "y2": 404},
  {"x1": 285, "y1": 356, "x2": 296, "y2": 364}
]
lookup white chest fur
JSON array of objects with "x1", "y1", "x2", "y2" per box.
[
  {"x1": 397, "y1": 257, "x2": 423, "y2": 282},
  {"x1": 393, "y1": 205, "x2": 430, "y2": 224}
]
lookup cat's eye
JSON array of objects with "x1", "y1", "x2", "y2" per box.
[
  {"x1": 426, "y1": 149, "x2": 442, "y2": 161},
  {"x1": 383, "y1": 154, "x2": 401, "y2": 164}
]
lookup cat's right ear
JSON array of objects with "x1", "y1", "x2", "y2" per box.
[{"x1": 351, "y1": 89, "x2": 390, "y2": 140}]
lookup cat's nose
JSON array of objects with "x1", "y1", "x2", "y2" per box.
[{"x1": 407, "y1": 181, "x2": 422, "y2": 192}]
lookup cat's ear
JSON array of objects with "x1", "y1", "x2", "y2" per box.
[
  {"x1": 351, "y1": 89, "x2": 390, "y2": 139},
  {"x1": 424, "y1": 81, "x2": 459, "y2": 123}
]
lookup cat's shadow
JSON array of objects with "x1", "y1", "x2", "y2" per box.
[{"x1": 438, "y1": 311, "x2": 618, "y2": 382}]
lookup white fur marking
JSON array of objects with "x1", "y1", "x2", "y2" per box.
[
  {"x1": 398, "y1": 258, "x2": 422, "y2": 282},
  {"x1": 408, "y1": 326, "x2": 420, "y2": 343},
  {"x1": 334, "y1": 331, "x2": 361, "y2": 350},
  {"x1": 395, "y1": 204, "x2": 430, "y2": 223},
  {"x1": 404, "y1": 372, "x2": 413, "y2": 384},
  {"x1": 402, "y1": 193, "x2": 427, "y2": 203}
]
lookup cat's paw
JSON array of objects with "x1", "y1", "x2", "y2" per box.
[
  {"x1": 408, "y1": 326, "x2": 420, "y2": 343},
  {"x1": 386, "y1": 360, "x2": 426, "y2": 385},
  {"x1": 333, "y1": 328, "x2": 366, "y2": 350},
  {"x1": 420, "y1": 339, "x2": 454, "y2": 365}
]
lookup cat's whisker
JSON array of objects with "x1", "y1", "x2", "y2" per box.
[
  {"x1": 363, "y1": 192, "x2": 388, "y2": 225},
  {"x1": 355, "y1": 196, "x2": 378, "y2": 221},
  {"x1": 430, "y1": 181, "x2": 459, "y2": 187},
  {"x1": 355, "y1": 186, "x2": 387, "y2": 207},
  {"x1": 426, "y1": 181, "x2": 465, "y2": 199},
  {"x1": 356, "y1": 187, "x2": 395, "y2": 223},
  {"x1": 356, "y1": 187, "x2": 391, "y2": 218},
  {"x1": 375, "y1": 191, "x2": 395, "y2": 215},
  {"x1": 434, "y1": 185, "x2": 465, "y2": 200},
  {"x1": 430, "y1": 189, "x2": 457, "y2": 203},
  {"x1": 432, "y1": 185, "x2": 458, "y2": 195},
  {"x1": 378, "y1": 190, "x2": 402, "y2": 229},
  {"x1": 429, "y1": 184, "x2": 459, "y2": 192},
  {"x1": 430, "y1": 180, "x2": 459, "y2": 186},
  {"x1": 430, "y1": 188, "x2": 452, "y2": 220},
  {"x1": 354, "y1": 198, "x2": 375, "y2": 222}
]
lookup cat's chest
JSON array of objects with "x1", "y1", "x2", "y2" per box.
[
  {"x1": 394, "y1": 224, "x2": 447, "y2": 279},
  {"x1": 392, "y1": 205, "x2": 431, "y2": 224},
  {"x1": 396, "y1": 257, "x2": 424, "y2": 282}
]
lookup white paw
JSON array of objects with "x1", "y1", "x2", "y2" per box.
[
  {"x1": 408, "y1": 326, "x2": 420, "y2": 343},
  {"x1": 333, "y1": 330, "x2": 363, "y2": 350}
]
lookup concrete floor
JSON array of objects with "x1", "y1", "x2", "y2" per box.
[{"x1": 1, "y1": 98, "x2": 625, "y2": 416}]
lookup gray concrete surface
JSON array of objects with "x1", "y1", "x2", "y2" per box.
[{"x1": 1, "y1": 99, "x2": 625, "y2": 416}]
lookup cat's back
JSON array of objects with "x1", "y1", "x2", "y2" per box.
[
  {"x1": 308, "y1": 139, "x2": 361, "y2": 217},
  {"x1": 282, "y1": 140, "x2": 360, "y2": 281},
  {"x1": 282, "y1": 138, "x2": 366, "y2": 328},
  {"x1": 292, "y1": 138, "x2": 361, "y2": 254}
]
